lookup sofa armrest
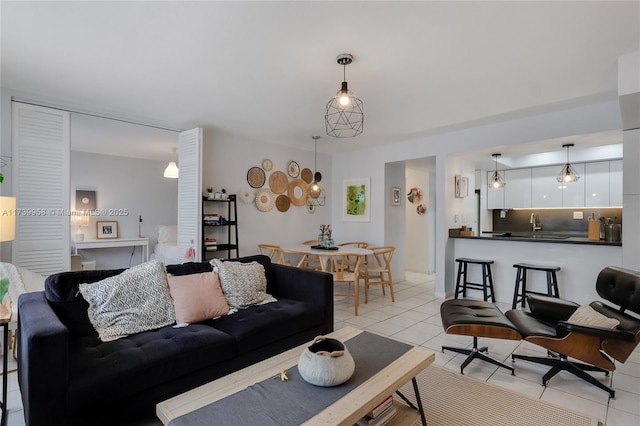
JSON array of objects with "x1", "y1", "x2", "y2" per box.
[
  {"x1": 18, "y1": 292, "x2": 69, "y2": 426},
  {"x1": 271, "y1": 263, "x2": 333, "y2": 327}
]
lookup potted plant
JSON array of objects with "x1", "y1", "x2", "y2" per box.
[
  {"x1": 206, "y1": 187, "x2": 214, "y2": 199},
  {"x1": 221, "y1": 188, "x2": 228, "y2": 199}
]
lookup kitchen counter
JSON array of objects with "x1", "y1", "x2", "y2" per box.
[
  {"x1": 450, "y1": 232, "x2": 621, "y2": 246},
  {"x1": 450, "y1": 234, "x2": 623, "y2": 305}
]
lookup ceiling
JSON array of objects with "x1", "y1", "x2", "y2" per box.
[{"x1": 2, "y1": 1, "x2": 639, "y2": 162}]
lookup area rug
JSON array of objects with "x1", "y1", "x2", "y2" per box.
[
  {"x1": 129, "y1": 365, "x2": 600, "y2": 426},
  {"x1": 399, "y1": 365, "x2": 600, "y2": 426}
]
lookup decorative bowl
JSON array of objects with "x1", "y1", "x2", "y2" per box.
[{"x1": 298, "y1": 336, "x2": 355, "y2": 387}]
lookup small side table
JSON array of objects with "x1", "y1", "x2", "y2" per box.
[{"x1": 0, "y1": 318, "x2": 8, "y2": 426}]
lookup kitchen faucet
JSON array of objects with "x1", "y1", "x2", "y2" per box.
[{"x1": 530, "y1": 213, "x2": 542, "y2": 232}]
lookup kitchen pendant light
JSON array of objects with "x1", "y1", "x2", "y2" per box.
[
  {"x1": 556, "y1": 143, "x2": 580, "y2": 183},
  {"x1": 163, "y1": 147, "x2": 179, "y2": 178},
  {"x1": 488, "y1": 153, "x2": 506, "y2": 188},
  {"x1": 325, "y1": 53, "x2": 364, "y2": 138},
  {"x1": 309, "y1": 136, "x2": 322, "y2": 199}
]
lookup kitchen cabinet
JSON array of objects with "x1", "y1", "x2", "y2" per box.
[
  {"x1": 487, "y1": 171, "x2": 505, "y2": 209},
  {"x1": 487, "y1": 160, "x2": 621, "y2": 209},
  {"x1": 585, "y1": 161, "x2": 610, "y2": 207},
  {"x1": 609, "y1": 160, "x2": 623, "y2": 206},
  {"x1": 504, "y1": 169, "x2": 531, "y2": 208},
  {"x1": 531, "y1": 166, "x2": 562, "y2": 208},
  {"x1": 561, "y1": 163, "x2": 585, "y2": 207}
]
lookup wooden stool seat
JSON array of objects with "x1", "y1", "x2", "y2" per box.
[
  {"x1": 454, "y1": 258, "x2": 495, "y2": 302},
  {"x1": 512, "y1": 263, "x2": 561, "y2": 309}
]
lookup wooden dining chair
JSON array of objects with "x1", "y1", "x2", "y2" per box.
[
  {"x1": 279, "y1": 248, "x2": 310, "y2": 268},
  {"x1": 338, "y1": 241, "x2": 369, "y2": 272},
  {"x1": 318, "y1": 252, "x2": 361, "y2": 316},
  {"x1": 301, "y1": 239, "x2": 322, "y2": 270},
  {"x1": 361, "y1": 246, "x2": 395, "y2": 303},
  {"x1": 258, "y1": 244, "x2": 283, "y2": 264}
]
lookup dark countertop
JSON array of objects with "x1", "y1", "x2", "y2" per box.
[{"x1": 450, "y1": 232, "x2": 622, "y2": 246}]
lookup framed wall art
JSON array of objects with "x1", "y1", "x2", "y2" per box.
[
  {"x1": 97, "y1": 221, "x2": 119, "y2": 239},
  {"x1": 342, "y1": 178, "x2": 370, "y2": 222},
  {"x1": 75, "y1": 189, "x2": 97, "y2": 211},
  {"x1": 454, "y1": 175, "x2": 469, "y2": 198},
  {"x1": 391, "y1": 187, "x2": 401, "y2": 206}
]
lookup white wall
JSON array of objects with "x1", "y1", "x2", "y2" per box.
[
  {"x1": 200, "y1": 133, "x2": 332, "y2": 255},
  {"x1": 404, "y1": 168, "x2": 429, "y2": 273},
  {"x1": 70, "y1": 151, "x2": 178, "y2": 269}
]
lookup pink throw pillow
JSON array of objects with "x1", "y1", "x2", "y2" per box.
[{"x1": 168, "y1": 271, "x2": 229, "y2": 324}]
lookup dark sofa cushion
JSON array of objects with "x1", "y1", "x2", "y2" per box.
[
  {"x1": 210, "y1": 298, "x2": 325, "y2": 354},
  {"x1": 45, "y1": 268, "x2": 126, "y2": 336},
  {"x1": 66, "y1": 324, "x2": 236, "y2": 416}
]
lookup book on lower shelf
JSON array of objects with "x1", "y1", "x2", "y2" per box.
[{"x1": 357, "y1": 401, "x2": 397, "y2": 426}]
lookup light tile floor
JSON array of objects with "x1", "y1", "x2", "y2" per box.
[{"x1": 3, "y1": 272, "x2": 639, "y2": 425}]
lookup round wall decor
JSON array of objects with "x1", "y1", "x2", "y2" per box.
[
  {"x1": 407, "y1": 187, "x2": 423, "y2": 204},
  {"x1": 262, "y1": 159, "x2": 273, "y2": 171},
  {"x1": 275, "y1": 194, "x2": 291, "y2": 212},
  {"x1": 300, "y1": 168, "x2": 313, "y2": 184},
  {"x1": 416, "y1": 203, "x2": 427, "y2": 215},
  {"x1": 247, "y1": 167, "x2": 266, "y2": 188},
  {"x1": 255, "y1": 189, "x2": 275, "y2": 212},
  {"x1": 288, "y1": 161, "x2": 300, "y2": 178},
  {"x1": 269, "y1": 171, "x2": 289, "y2": 194},
  {"x1": 288, "y1": 179, "x2": 308, "y2": 206}
]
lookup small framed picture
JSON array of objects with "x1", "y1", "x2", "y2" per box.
[
  {"x1": 455, "y1": 175, "x2": 469, "y2": 198},
  {"x1": 391, "y1": 187, "x2": 401, "y2": 206},
  {"x1": 97, "y1": 221, "x2": 118, "y2": 239}
]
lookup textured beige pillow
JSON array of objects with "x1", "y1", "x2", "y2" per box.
[
  {"x1": 168, "y1": 271, "x2": 229, "y2": 324},
  {"x1": 210, "y1": 259, "x2": 276, "y2": 309},
  {"x1": 567, "y1": 305, "x2": 620, "y2": 329}
]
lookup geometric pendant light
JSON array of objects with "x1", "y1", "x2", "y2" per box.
[
  {"x1": 488, "y1": 153, "x2": 506, "y2": 188},
  {"x1": 309, "y1": 136, "x2": 322, "y2": 198},
  {"x1": 325, "y1": 53, "x2": 364, "y2": 138},
  {"x1": 556, "y1": 143, "x2": 580, "y2": 183}
]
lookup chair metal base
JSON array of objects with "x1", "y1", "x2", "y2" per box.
[
  {"x1": 443, "y1": 336, "x2": 515, "y2": 375},
  {"x1": 511, "y1": 353, "x2": 615, "y2": 398}
]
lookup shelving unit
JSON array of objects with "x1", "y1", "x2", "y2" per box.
[{"x1": 202, "y1": 194, "x2": 239, "y2": 260}]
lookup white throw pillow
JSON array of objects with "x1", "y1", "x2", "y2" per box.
[
  {"x1": 567, "y1": 304, "x2": 620, "y2": 329},
  {"x1": 79, "y1": 259, "x2": 176, "y2": 341},
  {"x1": 210, "y1": 259, "x2": 276, "y2": 309},
  {"x1": 157, "y1": 225, "x2": 178, "y2": 244}
]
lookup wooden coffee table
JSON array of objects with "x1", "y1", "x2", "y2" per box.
[{"x1": 157, "y1": 327, "x2": 435, "y2": 425}]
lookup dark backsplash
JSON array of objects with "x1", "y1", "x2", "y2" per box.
[{"x1": 492, "y1": 208, "x2": 623, "y2": 236}]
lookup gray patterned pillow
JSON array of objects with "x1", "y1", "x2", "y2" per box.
[
  {"x1": 210, "y1": 259, "x2": 276, "y2": 309},
  {"x1": 79, "y1": 259, "x2": 176, "y2": 342}
]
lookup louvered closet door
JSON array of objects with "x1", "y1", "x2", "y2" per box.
[
  {"x1": 177, "y1": 128, "x2": 203, "y2": 263},
  {"x1": 12, "y1": 102, "x2": 70, "y2": 275}
]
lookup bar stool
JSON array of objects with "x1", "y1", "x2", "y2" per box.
[
  {"x1": 454, "y1": 258, "x2": 496, "y2": 302},
  {"x1": 512, "y1": 263, "x2": 561, "y2": 309}
]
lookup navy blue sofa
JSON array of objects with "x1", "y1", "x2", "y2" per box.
[{"x1": 17, "y1": 255, "x2": 333, "y2": 426}]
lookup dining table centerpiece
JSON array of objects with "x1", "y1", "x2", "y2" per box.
[{"x1": 318, "y1": 224, "x2": 334, "y2": 248}]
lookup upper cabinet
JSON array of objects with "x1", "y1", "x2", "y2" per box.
[
  {"x1": 609, "y1": 160, "x2": 623, "y2": 206},
  {"x1": 532, "y1": 166, "x2": 562, "y2": 208},
  {"x1": 488, "y1": 160, "x2": 622, "y2": 209},
  {"x1": 561, "y1": 163, "x2": 585, "y2": 207},
  {"x1": 585, "y1": 162, "x2": 610, "y2": 207},
  {"x1": 487, "y1": 172, "x2": 505, "y2": 209},
  {"x1": 504, "y1": 169, "x2": 531, "y2": 209}
]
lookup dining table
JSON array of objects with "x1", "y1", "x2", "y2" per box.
[{"x1": 279, "y1": 244, "x2": 373, "y2": 270}]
